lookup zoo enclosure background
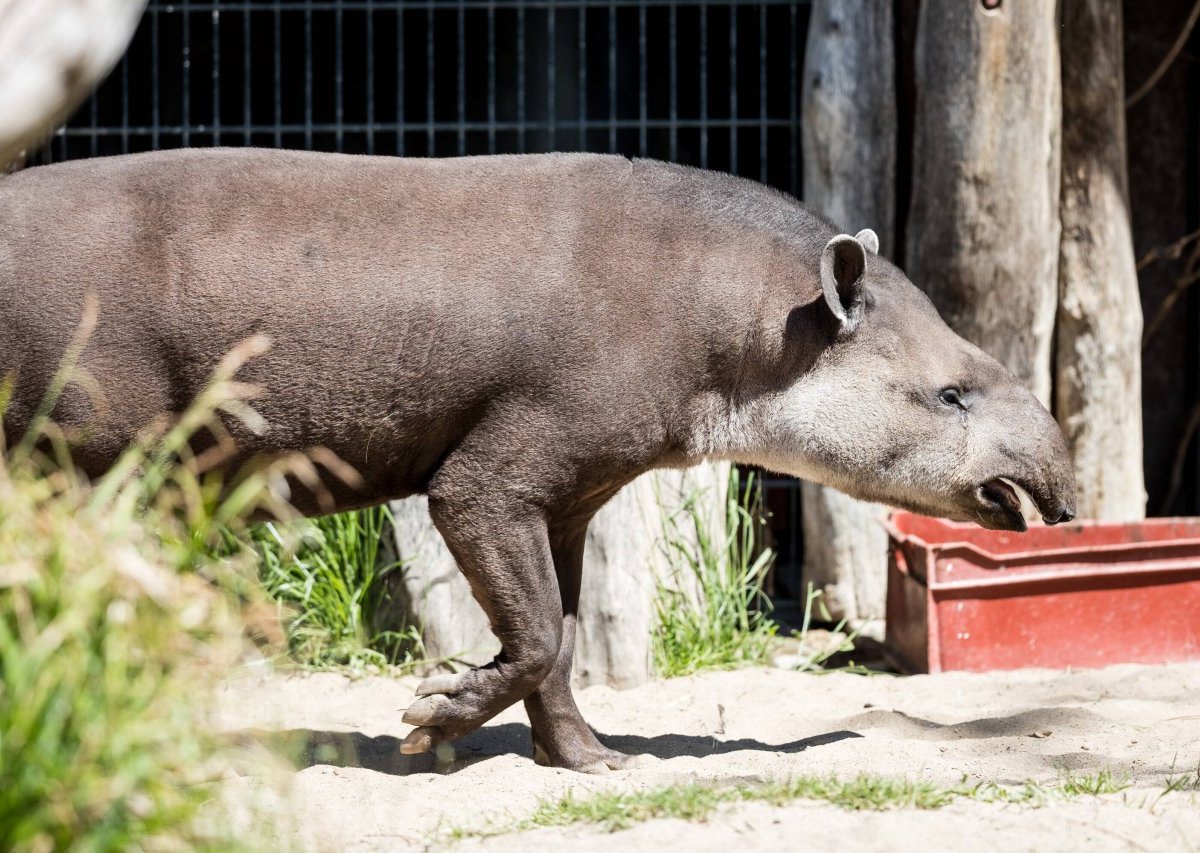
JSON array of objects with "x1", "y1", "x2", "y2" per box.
[{"x1": 34, "y1": 0, "x2": 1200, "y2": 601}]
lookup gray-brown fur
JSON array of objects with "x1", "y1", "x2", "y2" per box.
[{"x1": 0, "y1": 149, "x2": 1076, "y2": 771}]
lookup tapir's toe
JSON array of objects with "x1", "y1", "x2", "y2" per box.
[
  {"x1": 595, "y1": 749, "x2": 659, "y2": 771},
  {"x1": 414, "y1": 672, "x2": 465, "y2": 697},
  {"x1": 402, "y1": 693, "x2": 455, "y2": 726},
  {"x1": 611, "y1": 751, "x2": 660, "y2": 770},
  {"x1": 399, "y1": 726, "x2": 438, "y2": 755},
  {"x1": 400, "y1": 667, "x2": 520, "y2": 755},
  {"x1": 533, "y1": 734, "x2": 660, "y2": 773}
]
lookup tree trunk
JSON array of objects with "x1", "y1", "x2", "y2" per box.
[
  {"x1": 1056, "y1": 1, "x2": 1146, "y2": 520},
  {"x1": 387, "y1": 463, "x2": 729, "y2": 688},
  {"x1": 802, "y1": 0, "x2": 897, "y2": 249},
  {"x1": 573, "y1": 464, "x2": 728, "y2": 688},
  {"x1": 906, "y1": 0, "x2": 1062, "y2": 407},
  {"x1": 0, "y1": 0, "x2": 147, "y2": 169},
  {"x1": 799, "y1": 0, "x2": 896, "y2": 635}
]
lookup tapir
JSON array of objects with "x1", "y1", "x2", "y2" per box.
[{"x1": 0, "y1": 148, "x2": 1076, "y2": 772}]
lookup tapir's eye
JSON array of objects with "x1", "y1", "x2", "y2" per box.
[{"x1": 938, "y1": 388, "x2": 966, "y2": 409}]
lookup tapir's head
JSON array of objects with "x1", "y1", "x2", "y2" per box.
[{"x1": 741, "y1": 229, "x2": 1077, "y2": 532}]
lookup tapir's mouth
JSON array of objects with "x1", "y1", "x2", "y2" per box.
[
  {"x1": 975, "y1": 478, "x2": 1028, "y2": 532},
  {"x1": 974, "y1": 476, "x2": 1077, "y2": 531}
]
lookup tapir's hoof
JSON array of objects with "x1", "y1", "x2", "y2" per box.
[
  {"x1": 414, "y1": 672, "x2": 465, "y2": 697},
  {"x1": 533, "y1": 739, "x2": 660, "y2": 773},
  {"x1": 570, "y1": 754, "x2": 659, "y2": 774},
  {"x1": 400, "y1": 726, "x2": 436, "y2": 755},
  {"x1": 403, "y1": 693, "x2": 454, "y2": 726},
  {"x1": 590, "y1": 750, "x2": 659, "y2": 772},
  {"x1": 615, "y1": 752, "x2": 660, "y2": 770},
  {"x1": 400, "y1": 671, "x2": 489, "y2": 755}
]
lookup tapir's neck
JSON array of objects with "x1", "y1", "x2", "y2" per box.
[
  {"x1": 681, "y1": 374, "x2": 833, "y2": 483},
  {"x1": 670, "y1": 231, "x2": 833, "y2": 472}
]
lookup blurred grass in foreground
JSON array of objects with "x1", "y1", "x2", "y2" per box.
[{"x1": 0, "y1": 332, "x2": 295, "y2": 850}]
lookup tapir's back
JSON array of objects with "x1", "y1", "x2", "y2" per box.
[{"x1": 0, "y1": 148, "x2": 768, "y2": 501}]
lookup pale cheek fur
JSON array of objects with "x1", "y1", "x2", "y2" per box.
[{"x1": 703, "y1": 375, "x2": 978, "y2": 519}]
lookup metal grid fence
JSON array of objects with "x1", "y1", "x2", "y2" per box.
[
  {"x1": 38, "y1": 0, "x2": 812, "y2": 598},
  {"x1": 40, "y1": 0, "x2": 810, "y2": 189}
]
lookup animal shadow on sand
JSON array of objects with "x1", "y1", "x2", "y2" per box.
[
  {"x1": 230, "y1": 724, "x2": 863, "y2": 777},
  {"x1": 230, "y1": 702, "x2": 1155, "y2": 779}
]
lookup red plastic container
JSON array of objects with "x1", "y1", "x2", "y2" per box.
[{"x1": 884, "y1": 512, "x2": 1200, "y2": 673}]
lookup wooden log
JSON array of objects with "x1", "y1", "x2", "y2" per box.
[
  {"x1": 802, "y1": 0, "x2": 897, "y2": 253},
  {"x1": 388, "y1": 463, "x2": 729, "y2": 688},
  {"x1": 0, "y1": 0, "x2": 147, "y2": 169},
  {"x1": 1055, "y1": 0, "x2": 1146, "y2": 520},
  {"x1": 906, "y1": 0, "x2": 1062, "y2": 407},
  {"x1": 799, "y1": 0, "x2": 896, "y2": 635},
  {"x1": 574, "y1": 465, "x2": 728, "y2": 688}
]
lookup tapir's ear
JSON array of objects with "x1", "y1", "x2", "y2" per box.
[
  {"x1": 820, "y1": 234, "x2": 867, "y2": 331},
  {"x1": 855, "y1": 228, "x2": 880, "y2": 255}
]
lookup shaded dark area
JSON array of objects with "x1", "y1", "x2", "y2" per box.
[
  {"x1": 229, "y1": 722, "x2": 863, "y2": 777},
  {"x1": 228, "y1": 724, "x2": 529, "y2": 775},
  {"x1": 228, "y1": 698, "x2": 1183, "y2": 782},
  {"x1": 1125, "y1": 0, "x2": 1200, "y2": 515},
  {"x1": 601, "y1": 727, "x2": 863, "y2": 760}
]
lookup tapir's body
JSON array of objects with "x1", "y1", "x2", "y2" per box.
[
  {"x1": 1, "y1": 149, "x2": 821, "y2": 511},
  {"x1": 0, "y1": 149, "x2": 1076, "y2": 771}
]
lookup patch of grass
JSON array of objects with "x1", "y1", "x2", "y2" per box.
[
  {"x1": 1056, "y1": 769, "x2": 1131, "y2": 797},
  {"x1": 442, "y1": 768, "x2": 1149, "y2": 842},
  {"x1": 789, "y1": 582, "x2": 865, "y2": 672},
  {"x1": 525, "y1": 784, "x2": 730, "y2": 833},
  {"x1": 0, "y1": 335, "x2": 284, "y2": 850},
  {"x1": 254, "y1": 505, "x2": 424, "y2": 670},
  {"x1": 652, "y1": 468, "x2": 778, "y2": 677},
  {"x1": 1162, "y1": 765, "x2": 1200, "y2": 795},
  {"x1": 778, "y1": 774, "x2": 961, "y2": 811},
  {"x1": 443, "y1": 775, "x2": 988, "y2": 841},
  {"x1": 1143, "y1": 760, "x2": 1200, "y2": 813}
]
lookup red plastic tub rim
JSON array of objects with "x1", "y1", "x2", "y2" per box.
[{"x1": 885, "y1": 511, "x2": 1200, "y2": 587}]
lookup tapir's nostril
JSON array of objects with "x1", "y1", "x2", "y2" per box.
[{"x1": 1045, "y1": 507, "x2": 1076, "y2": 525}]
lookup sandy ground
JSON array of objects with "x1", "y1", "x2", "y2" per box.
[{"x1": 214, "y1": 662, "x2": 1200, "y2": 851}]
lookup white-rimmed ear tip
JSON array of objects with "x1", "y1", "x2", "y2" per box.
[
  {"x1": 854, "y1": 228, "x2": 880, "y2": 255},
  {"x1": 820, "y1": 233, "x2": 868, "y2": 330}
]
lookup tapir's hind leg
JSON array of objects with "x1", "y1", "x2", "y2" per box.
[
  {"x1": 400, "y1": 488, "x2": 563, "y2": 755},
  {"x1": 522, "y1": 522, "x2": 659, "y2": 773}
]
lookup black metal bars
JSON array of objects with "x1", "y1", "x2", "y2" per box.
[{"x1": 39, "y1": 0, "x2": 811, "y2": 197}]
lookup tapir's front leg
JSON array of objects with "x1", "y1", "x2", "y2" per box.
[
  {"x1": 523, "y1": 522, "x2": 658, "y2": 772},
  {"x1": 400, "y1": 485, "x2": 563, "y2": 754}
]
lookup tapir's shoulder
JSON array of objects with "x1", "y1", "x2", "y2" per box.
[{"x1": 623, "y1": 157, "x2": 837, "y2": 247}]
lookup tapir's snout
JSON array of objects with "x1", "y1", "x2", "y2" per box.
[{"x1": 971, "y1": 393, "x2": 1078, "y2": 532}]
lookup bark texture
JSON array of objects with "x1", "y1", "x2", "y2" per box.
[
  {"x1": 1056, "y1": 0, "x2": 1146, "y2": 520},
  {"x1": 802, "y1": 0, "x2": 897, "y2": 250},
  {"x1": 388, "y1": 463, "x2": 728, "y2": 688},
  {"x1": 906, "y1": 0, "x2": 1062, "y2": 406},
  {"x1": 799, "y1": 0, "x2": 896, "y2": 633},
  {"x1": 0, "y1": 0, "x2": 147, "y2": 168}
]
